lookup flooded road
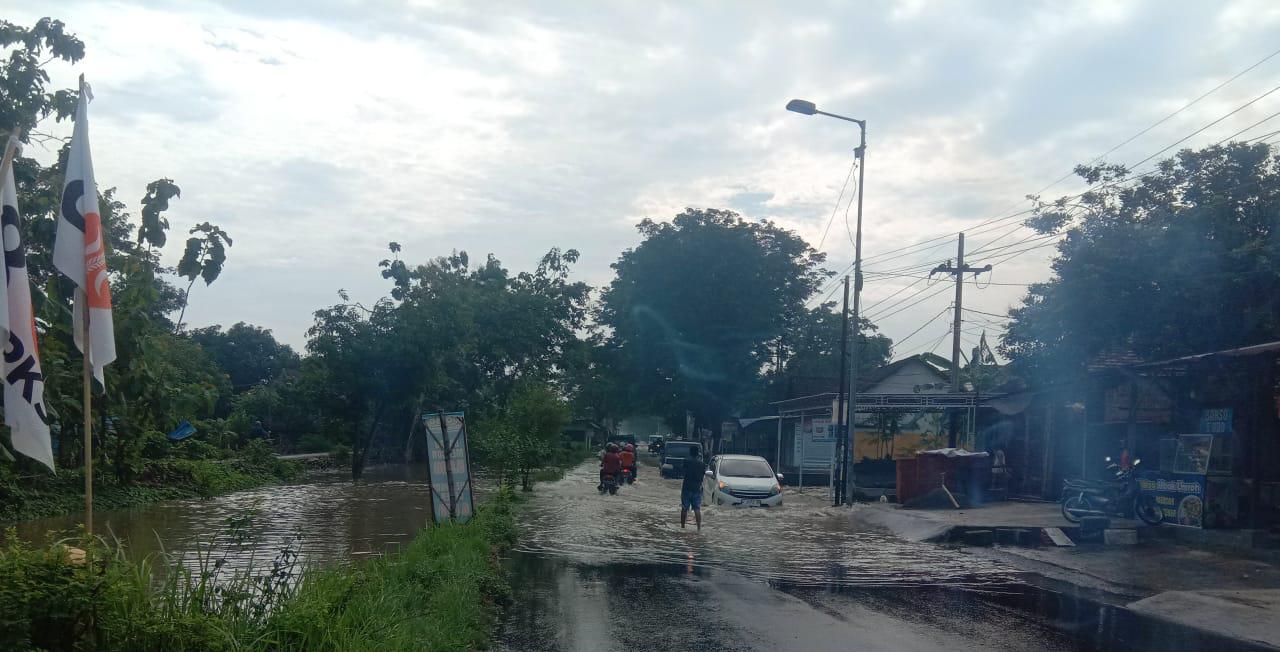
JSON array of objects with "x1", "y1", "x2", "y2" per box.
[
  {"x1": 12, "y1": 464, "x2": 481, "y2": 573},
  {"x1": 497, "y1": 459, "x2": 1259, "y2": 651}
]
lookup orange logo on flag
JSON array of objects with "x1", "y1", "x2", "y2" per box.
[{"x1": 82, "y1": 211, "x2": 111, "y2": 309}]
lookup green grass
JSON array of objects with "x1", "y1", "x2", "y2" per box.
[
  {"x1": 0, "y1": 489, "x2": 519, "y2": 651},
  {"x1": 1, "y1": 443, "x2": 301, "y2": 524}
]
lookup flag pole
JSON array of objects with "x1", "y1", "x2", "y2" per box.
[
  {"x1": 0, "y1": 127, "x2": 21, "y2": 187},
  {"x1": 74, "y1": 72, "x2": 94, "y2": 532},
  {"x1": 82, "y1": 300, "x2": 92, "y2": 532}
]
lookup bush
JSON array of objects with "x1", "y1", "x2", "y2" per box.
[{"x1": 0, "y1": 490, "x2": 519, "y2": 651}]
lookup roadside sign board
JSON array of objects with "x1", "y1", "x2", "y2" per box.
[
  {"x1": 1137, "y1": 470, "x2": 1205, "y2": 528},
  {"x1": 422, "y1": 411, "x2": 475, "y2": 524}
]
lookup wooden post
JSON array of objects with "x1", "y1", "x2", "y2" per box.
[{"x1": 82, "y1": 295, "x2": 93, "y2": 532}]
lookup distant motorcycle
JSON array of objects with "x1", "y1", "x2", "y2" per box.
[
  {"x1": 599, "y1": 473, "x2": 619, "y2": 496},
  {"x1": 1061, "y1": 458, "x2": 1162, "y2": 525},
  {"x1": 621, "y1": 467, "x2": 635, "y2": 485}
]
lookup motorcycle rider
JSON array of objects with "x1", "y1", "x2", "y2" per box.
[
  {"x1": 620, "y1": 443, "x2": 637, "y2": 482},
  {"x1": 600, "y1": 443, "x2": 622, "y2": 490}
]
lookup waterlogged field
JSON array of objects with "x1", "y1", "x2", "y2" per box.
[{"x1": 2, "y1": 483, "x2": 517, "y2": 652}]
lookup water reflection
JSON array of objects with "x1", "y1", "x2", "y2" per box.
[{"x1": 10, "y1": 464, "x2": 488, "y2": 573}]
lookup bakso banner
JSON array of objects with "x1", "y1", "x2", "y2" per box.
[{"x1": 422, "y1": 411, "x2": 475, "y2": 524}]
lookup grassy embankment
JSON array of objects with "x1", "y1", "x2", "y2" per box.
[
  {"x1": 0, "y1": 441, "x2": 303, "y2": 523},
  {"x1": 1, "y1": 445, "x2": 588, "y2": 651},
  {"x1": 1, "y1": 488, "x2": 518, "y2": 651}
]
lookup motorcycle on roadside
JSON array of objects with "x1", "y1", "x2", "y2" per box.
[{"x1": 1061, "y1": 457, "x2": 1163, "y2": 525}]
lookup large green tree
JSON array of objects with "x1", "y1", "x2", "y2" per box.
[
  {"x1": 775, "y1": 302, "x2": 893, "y2": 394},
  {"x1": 188, "y1": 322, "x2": 299, "y2": 391},
  {"x1": 1001, "y1": 142, "x2": 1280, "y2": 380},
  {"x1": 600, "y1": 208, "x2": 829, "y2": 432},
  {"x1": 308, "y1": 245, "x2": 590, "y2": 479}
]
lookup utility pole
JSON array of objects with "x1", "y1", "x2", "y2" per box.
[
  {"x1": 833, "y1": 276, "x2": 851, "y2": 507},
  {"x1": 931, "y1": 233, "x2": 990, "y2": 448}
]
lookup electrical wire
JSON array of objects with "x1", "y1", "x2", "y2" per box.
[
  {"x1": 1126, "y1": 82, "x2": 1280, "y2": 171},
  {"x1": 816, "y1": 159, "x2": 858, "y2": 253},
  {"x1": 890, "y1": 305, "x2": 952, "y2": 352},
  {"x1": 837, "y1": 52, "x2": 1280, "y2": 278},
  {"x1": 962, "y1": 307, "x2": 1011, "y2": 320},
  {"x1": 1218, "y1": 109, "x2": 1280, "y2": 144}
]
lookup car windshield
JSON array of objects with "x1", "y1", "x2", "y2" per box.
[{"x1": 719, "y1": 459, "x2": 774, "y2": 478}]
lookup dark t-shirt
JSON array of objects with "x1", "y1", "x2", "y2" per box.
[{"x1": 681, "y1": 456, "x2": 706, "y2": 492}]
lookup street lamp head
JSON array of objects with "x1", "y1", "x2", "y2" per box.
[{"x1": 786, "y1": 99, "x2": 817, "y2": 115}]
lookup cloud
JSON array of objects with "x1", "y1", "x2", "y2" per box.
[{"x1": 5, "y1": 0, "x2": 1279, "y2": 352}]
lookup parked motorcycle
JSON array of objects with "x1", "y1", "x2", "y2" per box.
[{"x1": 1060, "y1": 458, "x2": 1162, "y2": 525}]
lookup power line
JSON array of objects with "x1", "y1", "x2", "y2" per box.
[
  {"x1": 839, "y1": 53, "x2": 1280, "y2": 279},
  {"x1": 843, "y1": 164, "x2": 860, "y2": 250},
  {"x1": 895, "y1": 324, "x2": 953, "y2": 359},
  {"x1": 1025, "y1": 45, "x2": 1280, "y2": 199},
  {"x1": 890, "y1": 305, "x2": 952, "y2": 352},
  {"x1": 864, "y1": 269, "x2": 1032, "y2": 286},
  {"x1": 962, "y1": 307, "x2": 1010, "y2": 320},
  {"x1": 867, "y1": 283, "x2": 954, "y2": 322},
  {"x1": 816, "y1": 158, "x2": 858, "y2": 252},
  {"x1": 1218, "y1": 109, "x2": 1280, "y2": 144},
  {"x1": 1127, "y1": 82, "x2": 1280, "y2": 171}
]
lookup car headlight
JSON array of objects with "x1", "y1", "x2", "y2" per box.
[
  {"x1": 769, "y1": 484, "x2": 781, "y2": 496},
  {"x1": 717, "y1": 480, "x2": 727, "y2": 491}
]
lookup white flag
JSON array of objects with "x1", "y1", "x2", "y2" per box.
[
  {"x1": 1, "y1": 162, "x2": 53, "y2": 470},
  {"x1": 54, "y1": 81, "x2": 115, "y2": 384}
]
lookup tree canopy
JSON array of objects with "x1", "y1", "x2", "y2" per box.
[
  {"x1": 1001, "y1": 142, "x2": 1280, "y2": 380},
  {"x1": 599, "y1": 208, "x2": 830, "y2": 431}
]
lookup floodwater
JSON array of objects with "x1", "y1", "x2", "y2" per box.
[
  {"x1": 515, "y1": 459, "x2": 1019, "y2": 589},
  {"x1": 499, "y1": 459, "x2": 1270, "y2": 651},
  {"x1": 10, "y1": 464, "x2": 480, "y2": 573}
]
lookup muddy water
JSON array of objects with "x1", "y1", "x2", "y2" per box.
[
  {"x1": 516, "y1": 459, "x2": 1020, "y2": 589},
  {"x1": 12, "y1": 464, "x2": 481, "y2": 573}
]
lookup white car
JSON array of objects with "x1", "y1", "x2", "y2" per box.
[{"x1": 703, "y1": 454, "x2": 784, "y2": 507}]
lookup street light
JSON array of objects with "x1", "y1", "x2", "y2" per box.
[{"x1": 786, "y1": 98, "x2": 866, "y2": 507}]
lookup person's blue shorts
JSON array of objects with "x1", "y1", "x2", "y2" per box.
[{"x1": 681, "y1": 487, "x2": 702, "y2": 510}]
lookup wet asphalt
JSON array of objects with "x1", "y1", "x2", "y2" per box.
[{"x1": 495, "y1": 458, "x2": 1087, "y2": 651}]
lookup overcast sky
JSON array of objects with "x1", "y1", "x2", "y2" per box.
[{"x1": 7, "y1": 1, "x2": 1280, "y2": 357}]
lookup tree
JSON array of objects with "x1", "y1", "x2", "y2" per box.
[
  {"x1": 481, "y1": 382, "x2": 571, "y2": 491},
  {"x1": 0, "y1": 18, "x2": 240, "y2": 481},
  {"x1": 307, "y1": 245, "x2": 589, "y2": 479},
  {"x1": 188, "y1": 322, "x2": 300, "y2": 391},
  {"x1": 0, "y1": 18, "x2": 82, "y2": 138},
  {"x1": 599, "y1": 208, "x2": 828, "y2": 431},
  {"x1": 175, "y1": 222, "x2": 232, "y2": 332},
  {"x1": 1001, "y1": 142, "x2": 1280, "y2": 381},
  {"x1": 775, "y1": 302, "x2": 893, "y2": 395}
]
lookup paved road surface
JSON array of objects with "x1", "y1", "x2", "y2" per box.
[{"x1": 496, "y1": 459, "x2": 1090, "y2": 651}]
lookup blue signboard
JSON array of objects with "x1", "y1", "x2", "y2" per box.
[
  {"x1": 1197, "y1": 408, "x2": 1234, "y2": 434},
  {"x1": 423, "y1": 411, "x2": 475, "y2": 524},
  {"x1": 1137, "y1": 470, "x2": 1205, "y2": 528}
]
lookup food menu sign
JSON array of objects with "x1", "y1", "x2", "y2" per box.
[
  {"x1": 1137, "y1": 470, "x2": 1205, "y2": 528},
  {"x1": 423, "y1": 411, "x2": 475, "y2": 524}
]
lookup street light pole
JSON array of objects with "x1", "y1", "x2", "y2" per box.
[{"x1": 786, "y1": 99, "x2": 866, "y2": 506}]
